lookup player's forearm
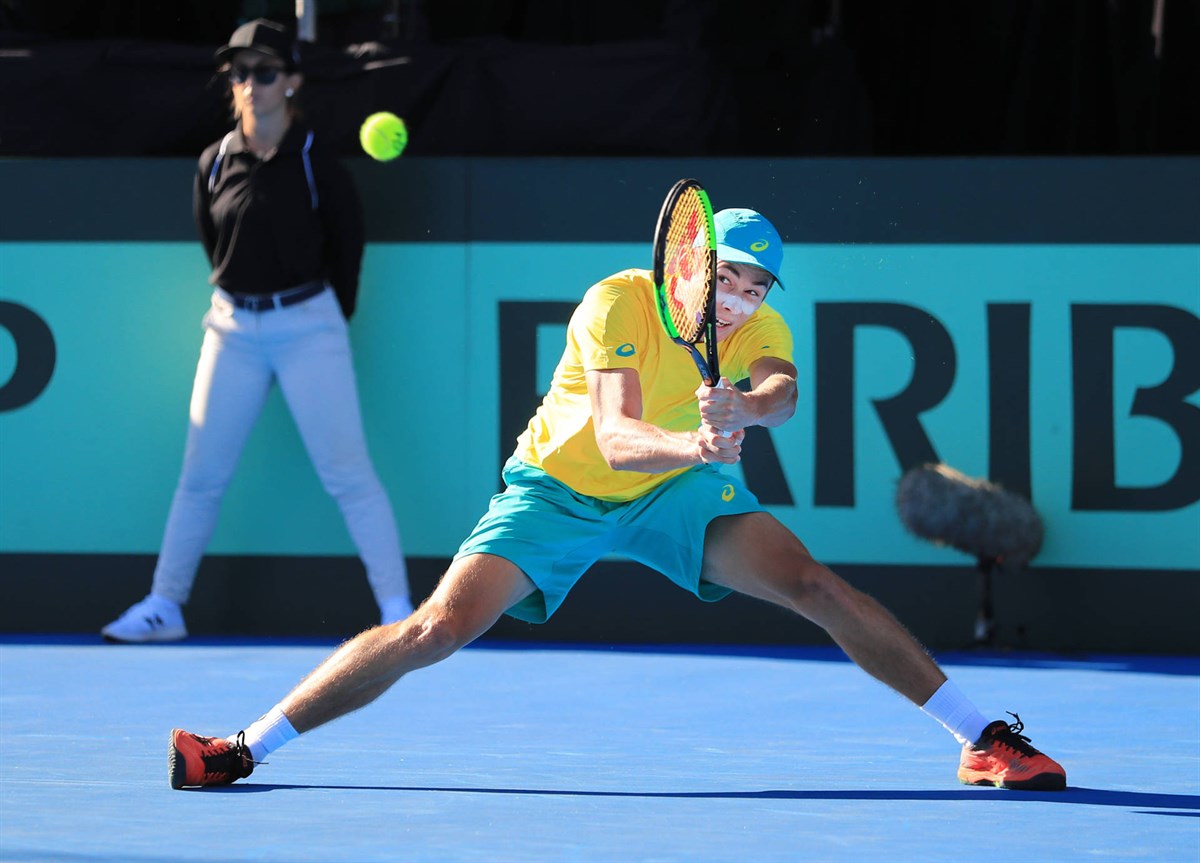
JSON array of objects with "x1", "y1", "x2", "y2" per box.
[
  {"x1": 744, "y1": 373, "x2": 797, "y2": 428},
  {"x1": 595, "y1": 417, "x2": 706, "y2": 473}
]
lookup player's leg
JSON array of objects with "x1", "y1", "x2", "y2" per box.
[
  {"x1": 271, "y1": 289, "x2": 412, "y2": 623},
  {"x1": 702, "y1": 511, "x2": 946, "y2": 705},
  {"x1": 280, "y1": 553, "x2": 532, "y2": 730},
  {"x1": 276, "y1": 453, "x2": 622, "y2": 732},
  {"x1": 103, "y1": 297, "x2": 272, "y2": 642},
  {"x1": 169, "y1": 457, "x2": 620, "y2": 788},
  {"x1": 701, "y1": 510, "x2": 1066, "y2": 789},
  {"x1": 626, "y1": 468, "x2": 961, "y2": 716},
  {"x1": 169, "y1": 553, "x2": 534, "y2": 788}
]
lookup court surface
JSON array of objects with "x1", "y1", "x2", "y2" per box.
[{"x1": 1, "y1": 635, "x2": 1197, "y2": 862}]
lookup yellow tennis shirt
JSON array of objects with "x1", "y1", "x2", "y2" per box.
[{"x1": 513, "y1": 268, "x2": 794, "y2": 501}]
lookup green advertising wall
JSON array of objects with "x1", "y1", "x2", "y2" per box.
[{"x1": 2, "y1": 157, "x2": 1198, "y2": 650}]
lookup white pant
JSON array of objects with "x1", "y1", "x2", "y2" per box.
[{"x1": 150, "y1": 287, "x2": 409, "y2": 609}]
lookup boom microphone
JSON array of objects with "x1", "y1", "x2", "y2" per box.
[{"x1": 895, "y1": 463, "x2": 1043, "y2": 566}]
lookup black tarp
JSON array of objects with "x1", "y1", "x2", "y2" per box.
[{"x1": 0, "y1": 0, "x2": 1195, "y2": 158}]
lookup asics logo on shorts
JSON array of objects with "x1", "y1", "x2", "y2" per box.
[
  {"x1": 721, "y1": 484, "x2": 735, "y2": 501},
  {"x1": 615, "y1": 343, "x2": 636, "y2": 357}
]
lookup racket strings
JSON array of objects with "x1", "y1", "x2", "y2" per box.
[{"x1": 663, "y1": 190, "x2": 714, "y2": 343}]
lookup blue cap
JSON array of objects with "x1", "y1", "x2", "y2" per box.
[{"x1": 714, "y1": 208, "x2": 785, "y2": 290}]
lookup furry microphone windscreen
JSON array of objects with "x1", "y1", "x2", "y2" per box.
[{"x1": 895, "y1": 463, "x2": 1044, "y2": 565}]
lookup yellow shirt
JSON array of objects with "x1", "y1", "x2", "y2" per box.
[{"x1": 514, "y1": 268, "x2": 794, "y2": 501}]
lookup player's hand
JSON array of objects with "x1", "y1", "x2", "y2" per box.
[
  {"x1": 696, "y1": 377, "x2": 751, "y2": 434},
  {"x1": 696, "y1": 424, "x2": 744, "y2": 464}
]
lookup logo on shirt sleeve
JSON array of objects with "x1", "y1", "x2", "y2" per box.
[{"x1": 615, "y1": 343, "x2": 636, "y2": 357}]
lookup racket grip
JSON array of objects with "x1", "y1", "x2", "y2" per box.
[
  {"x1": 714, "y1": 378, "x2": 732, "y2": 438},
  {"x1": 700, "y1": 422, "x2": 733, "y2": 440}
]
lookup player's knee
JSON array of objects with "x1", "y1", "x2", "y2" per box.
[
  {"x1": 782, "y1": 560, "x2": 850, "y2": 615},
  {"x1": 406, "y1": 608, "x2": 470, "y2": 663}
]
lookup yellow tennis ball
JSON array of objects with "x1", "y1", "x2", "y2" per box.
[{"x1": 360, "y1": 112, "x2": 408, "y2": 161}]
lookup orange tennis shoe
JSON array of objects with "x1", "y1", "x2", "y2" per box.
[
  {"x1": 958, "y1": 713, "x2": 1066, "y2": 791},
  {"x1": 168, "y1": 728, "x2": 255, "y2": 789}
]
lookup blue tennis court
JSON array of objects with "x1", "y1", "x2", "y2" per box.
[{"x1": 1, "y1": 636, "x2": 1197, "y2": 862}]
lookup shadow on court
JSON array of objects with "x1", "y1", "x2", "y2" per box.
[{"x1": 200, "y1": 783, "x2": 1200, "y2": 810}]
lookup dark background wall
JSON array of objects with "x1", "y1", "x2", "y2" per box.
[
  {"x1": 4, "y1": 553, "x2": 1198, "y2": 654},
  {"x1": 2, "y1": 0, "x2": 1197, "y2": 159}
]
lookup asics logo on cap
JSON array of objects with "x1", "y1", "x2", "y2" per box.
[{"x1": 713, "y1": 208, "x2": 786, "y2": 290}]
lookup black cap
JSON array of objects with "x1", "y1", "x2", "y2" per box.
[{"x1": 215, "y1": 19, "x2": 300, "y2": 69}]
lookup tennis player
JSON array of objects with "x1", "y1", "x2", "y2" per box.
[{"x1": 169, "y1": 207, "x2": 1066, "y2": 792}]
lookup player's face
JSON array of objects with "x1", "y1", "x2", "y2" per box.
[
  {"x1": 714, "y1": 262, "x2": 772, "y2": 342},
  {"x1": 229, "y1": 49, "x2": 295, "y2": 120}
]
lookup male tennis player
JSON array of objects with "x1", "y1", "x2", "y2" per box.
[{"x1": 168, "y1": 207, "x2": 1066, "y2": 792}]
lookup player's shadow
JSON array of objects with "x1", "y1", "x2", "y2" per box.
[{"x1": 200, "y1": 784, "x2": 1200, "y2": 811}]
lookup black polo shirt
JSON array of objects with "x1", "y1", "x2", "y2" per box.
[{"x1": 193, "y1": 124, "x2": 364, "y2": 318}]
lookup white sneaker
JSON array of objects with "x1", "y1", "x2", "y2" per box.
[
  {"x1": 379, "y1": 596, "x2": 414, "y2": 625},
  {"x1": 101, "y1": 594, "x2": 187, "y2": 643}
]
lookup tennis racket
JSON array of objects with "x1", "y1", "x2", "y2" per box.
[
  {"x1": 652, "y1": 178, "x2": 720, "y2": 386},
  {"x1": 651, "y1": 178, "x2": 734, "y2": 438}
]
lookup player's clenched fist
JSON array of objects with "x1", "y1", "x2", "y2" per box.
[
  {"x1": 696, "y1": 425, "x2": 744, "y2": 464},
  {"x1": 696, "y1": 377, "x2": 749, "y2": 434}
]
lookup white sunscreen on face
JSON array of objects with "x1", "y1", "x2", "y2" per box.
[{"x1": 717, "y1": 287, "x2": 760, "y2": 317}]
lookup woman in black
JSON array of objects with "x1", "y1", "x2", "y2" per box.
[{"x1": 103, "y1": 19, "x2": 412, "y2": 642}]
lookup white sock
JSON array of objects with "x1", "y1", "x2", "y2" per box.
[
  {"x1": 921, "y1": 679, "x2": 990, "y2": 747},
  {"x1": 235, "y1": 705, "x2": 299, "y2": 762}
]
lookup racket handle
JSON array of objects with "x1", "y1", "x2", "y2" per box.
[{"x1": 713, "y1": 378, "x2": 732, "y2": 438}]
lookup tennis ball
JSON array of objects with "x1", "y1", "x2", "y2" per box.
[{"x1": 360, "y1": 112, "x2": 408, "y2": 161}]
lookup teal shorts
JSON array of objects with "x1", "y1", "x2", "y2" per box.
[{"x1": 454, "y1": 457, "x2": 767, "y2": 623}]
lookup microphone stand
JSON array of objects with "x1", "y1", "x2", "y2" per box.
[{"x1": 972, "y1": 555, "x2": 998, "y2": 647}]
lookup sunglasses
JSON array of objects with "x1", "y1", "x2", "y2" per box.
[{"x1": 229, "y1": 64, "x2": 285, "y2": 85}]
